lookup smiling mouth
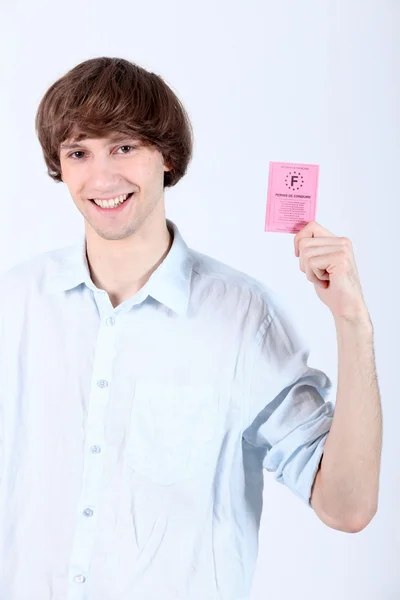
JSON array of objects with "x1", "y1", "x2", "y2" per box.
[{"x1": 89, "y1": 192, "x2": 135, "y2": 207}]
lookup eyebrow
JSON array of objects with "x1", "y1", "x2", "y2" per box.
[{"x1": 60, "y1": 135, "x2": 139, "y2": 151}]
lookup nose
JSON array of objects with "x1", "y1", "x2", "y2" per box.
[{"x1": 88, "y1": 156, "x2": 122, "y2": 193}]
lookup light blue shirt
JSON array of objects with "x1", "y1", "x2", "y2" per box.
[{"x1": 0, "y1": 219, "x2": 334, "y2": 600}]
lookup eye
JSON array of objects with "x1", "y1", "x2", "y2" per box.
[
  {"x1": 68, "y1": 145, "x2": 137, "y2": 160},
  {"x1": 68, "y1": 151, "x2": 85, "y2": 160},
  {"x1": 118, "y1": 145, "x2": 136, "y2": 154}
]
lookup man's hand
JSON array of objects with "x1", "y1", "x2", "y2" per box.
[{"x1": 293, "y1": 220, "x2": 369, "y2": 322}]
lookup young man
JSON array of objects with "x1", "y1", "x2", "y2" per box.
[{"x1": 0, "y1": 57, "x2": 382, "y2": 599}]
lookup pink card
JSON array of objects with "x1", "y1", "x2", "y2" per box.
[{"x1": 265, "y1": 161, "x2": 319, "y2": 234}]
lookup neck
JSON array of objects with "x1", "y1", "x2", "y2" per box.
[{"x1": 85, "y1": 219, "x2": 172, "y2": 307}]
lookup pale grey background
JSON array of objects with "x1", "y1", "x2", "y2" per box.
[{"x1": 0, "y1": 1, "x2": 399, "y2": 598}]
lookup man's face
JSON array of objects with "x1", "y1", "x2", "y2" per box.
[{"x1": 59, "y1": 134, "x2": 171, "y2": 241}]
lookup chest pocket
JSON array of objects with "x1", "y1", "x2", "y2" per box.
[{"x1": 126, "y1": 381, "x2": 221, "y2": 485}]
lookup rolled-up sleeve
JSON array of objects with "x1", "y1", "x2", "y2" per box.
[{"x1": 243, "y1": 293, "x2": 335, "y2": 507}]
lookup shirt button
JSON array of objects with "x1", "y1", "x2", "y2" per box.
[
  {"x1": 106, "y1": 317, "x2": 115, "y2": 326},
  {"x1": 75, "y1": 575, "x2": 86, "y2": 583},
  {"x1": 83, "y1": 508, "x2": 94, "y2": 517},
  {"x1": 91, "y1": 445, "x2": 101, "y2": 454},
  {"x1": 97, "y1": 379, "x2": 108, "y2": 388}
]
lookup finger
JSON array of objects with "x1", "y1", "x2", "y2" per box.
[
  {"x1": 299, "y1": 244, "x2": 343, "y2": 272},
  {"x1": 305, "y1": 262, "x2": 330, "y2": 287},
  {"x1": 294, "y1": 221, "x2": 337, "y2": 256},
  {"x1": 297, "y1": 236, "x2": 347, "y2": 259},
  {"x1": 305, "y1": 251, "x2": 345, "y2": 286}
]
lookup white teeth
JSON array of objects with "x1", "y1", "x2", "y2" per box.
[{"x1": 93, "y1": 193, "x2": 132, "y2": 208}]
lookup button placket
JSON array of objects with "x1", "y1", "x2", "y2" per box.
[{"x1": 66, "y1": 313, "x2": 119, "y2": 598}]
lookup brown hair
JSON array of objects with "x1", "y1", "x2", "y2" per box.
[{"x1": 35, "y1": 57, "x2": 194, "y2": 188}]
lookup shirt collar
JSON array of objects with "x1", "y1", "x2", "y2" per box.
[{"x1": 45, "y1": 219, "x2": 194, "y2": 317}]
